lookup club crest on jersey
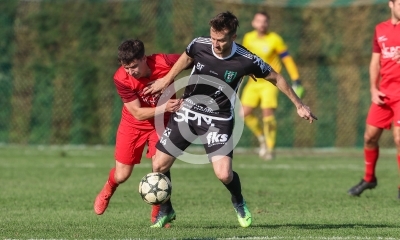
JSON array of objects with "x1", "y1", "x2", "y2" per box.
[{"x1": 224, "y1": 70, "x2": 237, "y2": 83}]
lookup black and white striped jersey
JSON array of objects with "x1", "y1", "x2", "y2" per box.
[{"x1": 182, "y1": 37, "x2": 272, "y2": 117}]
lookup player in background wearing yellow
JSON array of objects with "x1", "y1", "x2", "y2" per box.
[{"x1": 241, "y1": 11, "x2": 304, "y2": 160}]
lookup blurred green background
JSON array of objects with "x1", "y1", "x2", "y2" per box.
[{"x1": 0, "y1": 0, "x2": 394, "y2": 148}]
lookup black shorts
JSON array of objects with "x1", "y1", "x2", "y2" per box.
[{"x1": 156, "y1": 107, "x2": 234, "y2": 159}]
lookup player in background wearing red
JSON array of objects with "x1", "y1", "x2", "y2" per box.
[
  {"x1": 348, "y1": 0, "x2": 400, "y2": 198},
  {"x1": 94, "y1": 39, "x2": 182, "y2": 226}
]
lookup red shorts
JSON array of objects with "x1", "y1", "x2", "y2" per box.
[
  {"x1": 366, "y1": 97, "x2": 400, "y2": 130},
  {"x1": 114, "y1": 120, "x2": 159, "y2": 165}
]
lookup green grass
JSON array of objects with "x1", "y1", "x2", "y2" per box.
[{"x1": 1, "y1": 145, "x2": 400, "y2": 239}]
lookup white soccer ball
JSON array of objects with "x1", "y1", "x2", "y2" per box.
[{"x1": 138, "y1": 172, "x2": 172, "y2": 205}]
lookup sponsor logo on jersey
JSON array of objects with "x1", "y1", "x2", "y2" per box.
[
  {"x1": 174, "y1": 107, "x2": 232, "y2": 127},
  {"x1": 224, "y1": 70, "x2": 237, "y2": 83},
  {"x1": 206, "y1": 132, "x2": 228, "y2": 146},
  {"x1": 378, "y1": 35, "x2": 388, "y2": 42},
  {"x1": 210, "y1": 70, "x2": 218, "y2": 75},
  {"x1": 139, "y1": 92, "x2": 160, "y2": 107},
  {"x1": 159, "y1": 128, "x2": 171, "y2": 146},
  {"x1": 381, "y1": 43, "x2": 400, "y2": 59},
  {"x1": 196, "y1": 62, "x2": 205, "y2": 71},
  {"x1": 163, "y1": 127, "x2": 171, "y2": 137}
]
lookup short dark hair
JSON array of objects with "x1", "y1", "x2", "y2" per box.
[
  {"x1": 118, "y1": 39, "x2": 145, "y2": 64},
  {"x1": 255, "y1": 11, "x2": 270, "y2": 21},
  {"x1": 209, "y1": 11, "x2": 239, "y2": 36}
]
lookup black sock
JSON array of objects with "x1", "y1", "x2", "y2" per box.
[
  {"x1": 164, "y1": 170, "x2": 171, "y2": 181},
  {"x1": 161, "y1": 170, "x2": 172, "y2": 212},
  {"x1": 223, "y1": 171, "x2": 244, "y2": 205}
]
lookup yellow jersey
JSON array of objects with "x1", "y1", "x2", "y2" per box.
[{"x1": 242, "y1": 30, "x2": 288, "y2": 74}]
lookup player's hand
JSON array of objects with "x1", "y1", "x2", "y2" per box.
[
  {"x1": 296, "y1": 104, "x2": 317, "y2": 123},
  {"x1": 292, "y1": 80, "x2": 305, "y2": 98},
  {"x1": 392, "y1": 49, "x2": 400, "y2": 63},
  {"x1": 143, "y1": 78, "x2": 169, "y2": 95},
  {"x1": 371, "y1": 88, "x2": 386, "y2": 105},
  {"x1": 165, "y1": 99, "x2": 183, "y2": 112}
]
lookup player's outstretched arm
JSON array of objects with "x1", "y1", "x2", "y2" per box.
[
  {"x1": 264, "y1": 70, "x2": 317, "y2": 123},
  {"x1": 143, "y1": 52, "x2": 194, "y2": 95},
  {"x1": 124, "y1": 98, "x2": 182, "y2": 121}
]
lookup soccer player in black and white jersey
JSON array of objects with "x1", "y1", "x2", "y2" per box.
[{"x1": 144, "y1": 11, "x2": 317, "y2": 228}]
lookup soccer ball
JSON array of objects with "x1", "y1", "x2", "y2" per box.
[{"x1": 138, "y1": 172, "x2": 172, "y2": 205}]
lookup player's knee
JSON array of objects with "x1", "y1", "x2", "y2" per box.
[
  {"x1": 215, "y1": 171, "x2": 233, "y2": 184},
  {"x1": 114, "y1": 166, "x2": 133, "y2": 184},
  {"x1": 152, "y1": 161, "x2": 168, "y2": 173},
  {"x1": 152, "y1": 152, "x2": 175, "y2": 173},
  {"x1": 364, "y1": 132, "x2": 379, "y2": 146},
  {"x1": 114, "y1": 171, "x2": 131, "y2": 184},
  {"x1": 152, "y1": 162, "x2": 162, "y2": 172}
]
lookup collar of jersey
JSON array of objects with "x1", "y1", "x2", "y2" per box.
[{"x1": 212, "y1": 42, "x2": 237, "y2": 60}]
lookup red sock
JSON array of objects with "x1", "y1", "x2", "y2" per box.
[
  {"x1": 151, "y1": 204, "x2": 161, "y2": 223},
  {"x1": 107, "y1": 168, "x2": 119, "y2": 189},
  {"x1": 363, "y1": 148, "x2": 379, "y2": 182}
]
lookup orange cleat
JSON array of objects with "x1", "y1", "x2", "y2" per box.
[{"x1": 94, "y1": 181, "x2": 116, "y2": 215}]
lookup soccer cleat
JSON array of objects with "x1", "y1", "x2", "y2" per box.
[
  {"x1": 262, "y1": 150, "x2": 275, "y2": 161},
  {"x1": 233, "y1": 200, "x2": 252, "y2": 228},
  {"x1": 347, "y1": 179, "x2": 377, "y2": 196},
  {"x1": 258, "y1": 136, "x2": 267, "y2": 158},
  {"x1": 94, "y1": 182, "x2": 116, "y2": 215},
  {"x1": 150, "y1": 208, "x2": 176, "y2": 228},
  {"x1": 151, "y1": 205, "x2": 171, "y2": 228}
]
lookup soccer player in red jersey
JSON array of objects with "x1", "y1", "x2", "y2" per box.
[
  {"x1": 93, "y1": 39, "x2": 182, "y2": 225},
  {"x1": 348, "y1": 0, "x2": 400, "y2": 197}
]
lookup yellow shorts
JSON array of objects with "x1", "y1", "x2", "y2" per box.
[{"x1": 240, "y1": 80, "x2": 279, "y2": 109}]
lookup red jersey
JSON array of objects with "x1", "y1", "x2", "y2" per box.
[
  {"x1": 372, "y1": 20, "x2": 400, "y2": 97},
  {"x1": 114, "y1": 53, "x2": 180, "y2": 129}
]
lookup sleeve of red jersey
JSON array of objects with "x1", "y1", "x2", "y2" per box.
[
  {"x1": 114, "y1": 77, "x2": 137, "y2": 103},
  {"x1": 163, "y1": 54, "x2": 181, "y2": 67},
  {"x1": 372, "y1": 28, "x2": 381, "y2": 53},
  {"x1": 163, "y1": 53, "x2": 194, "y2": 70}
]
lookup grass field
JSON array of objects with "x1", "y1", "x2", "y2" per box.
[{"x1": 1, "y1": 145, "x2": 400, "y2": 239}]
